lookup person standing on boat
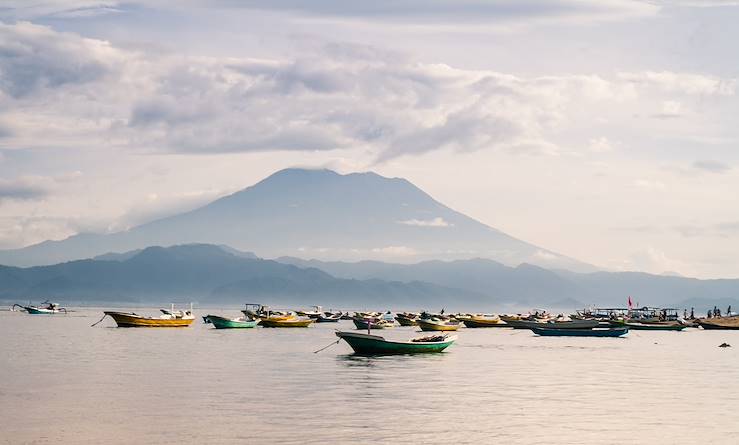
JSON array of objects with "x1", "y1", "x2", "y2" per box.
[{"x1": 690, "y1": 307, "x2": 695, "y2": 319}]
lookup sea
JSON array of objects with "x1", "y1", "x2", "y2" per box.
[{"x1": 1, "y1": 307, "x2": 738, "y2": 444}]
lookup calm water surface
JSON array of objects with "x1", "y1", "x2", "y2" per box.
[{"x1": 1, "y1": 308, "x2": 738, "y2": 444}]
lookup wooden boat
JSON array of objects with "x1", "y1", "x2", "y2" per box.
[
  {"x1": 516, "y1": 319, "x2": 600, "y2": 330},
  {"x1": 395, "y1": 313, "x2": 419, "y2": 326},
  {"x1": 463, "y1": 317, "x2": 510, "y2": 328},
  {"x1": 260, "y1": 317, "x2": 314, "y2": 328},
  {"x1": 242, "y1": 304, "x2": 295, "y2": 321},
  {"x1": 336, "y1": 331, "x2": 456, "y2": 354},
  {"x1": 204, "y1": 314, "x2": 258, "y2": 329},
  {"x1": 103, "y1": 307, "x2": 194, "y2": 327},
  {"x1": 531, "y1": 326, "x2": 629, "y2": 337},
  {"x1": 610, "y1": 320, "x2": 687, "y2": 331},
  {"x1": 316, "y1": 312, "x2": 342, "y2": 323},
  {"x1": 352, "y1": 317, "x2": 394, "y2": 329},
  {"x1": 417, "y1": 318, "x2": 460, "y2": 332},
  {"x1": 13, "y1": 302, "x2": 67, "y2": 314},
  {"x1": 696, "y1": 316, "x2": 739, "y2": 330},
  {"x1": 297, "y1": 306, "x2": 323, "y2": 319}
]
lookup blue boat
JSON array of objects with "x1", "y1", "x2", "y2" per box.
[{"x1": 531, "y1": 326, "x2": 629, "y2": 337}]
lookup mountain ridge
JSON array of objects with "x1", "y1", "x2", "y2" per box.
[{"x1": 0, "y1": 168, "x2": 594, "y2": 272}]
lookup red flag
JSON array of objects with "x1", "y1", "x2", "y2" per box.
[{"x1": 628, "y1": 296, "x2": 633, "y2": 309}]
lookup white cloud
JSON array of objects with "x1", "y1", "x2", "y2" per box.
[
  {"x1": 398, "y1": 217, "x2": 453, "y2": 227},
  {"x1": 618, "y1": 71, "x2": 736, "y2": 96},
  {"x1": 370, "y1": 245, "x2": 417, "y2": 256},
  {"x1": 588, "y1": 137, "x2": 613, "y2": 153}
]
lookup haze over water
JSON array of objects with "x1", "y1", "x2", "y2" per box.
[{"x1": 2, "y1": 309, "x2": 738, "y2": 444}]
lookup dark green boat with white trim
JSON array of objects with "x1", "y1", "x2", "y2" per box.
[{"x1": 336, "y1": 331, "x2": 456, "y2": 354}]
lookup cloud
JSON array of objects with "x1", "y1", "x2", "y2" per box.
[
  {"x1": 0, "y1": 21, "x2": 122, "y2": 98},
  {"x1": 398, "y1": 217, "x2": 453, "y2": 227},
  {"x1": 652, "y1": 100, "x2": 684, "y2": 119},
  {"x1": 634, "y1": 179, "x2": 666, "y2": 190},
  {"x1": 692, "y1": 160, "x2": 731, "y2": 174},
  {"x1": 588, "y1": 136, "x2": 613, "y2": 153},
  {"x1": 619, "y1": 71, "x2": 736, "y2": 96},
  {"x1": 370, "y1": 245, "x2": 417, "y2": 256},
  {"x1": 0, "y1": 176, "x2": 52, "y2": 201},
  {"x1": 0, "y1": 22, "x2": 736, "y2": 165}
]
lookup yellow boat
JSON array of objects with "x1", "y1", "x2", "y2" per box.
[
  {"x1": 417, "y1": 318, "x2": 460, "y2": 331},
  {"x1": 259, "y1": 317, "x2": 314, "y2": 328},
  {"x1": 103, "y1": 308, "x2": 195, "y2": 327}
]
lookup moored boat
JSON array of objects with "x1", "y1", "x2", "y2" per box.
[
  {"x1": 316, "y1": 312, "x2": 342, "y2": 323},
  {"x1": 696, "y1": 316, "x2": 739, "y2": 330},
  {"x1": 609, "y1": 320, "x2": 687, "y2": 331},
  {"x1": 352, "y1": 317, "x2": 394, "y2": 329},
  {"x1": 260, "y1": 317, "x2": 314, "y2": 328},
  {"x1": 417, "y1": 318, "x2": 460, "y2": 332},
  {"x1": 336, "y1": 331, "x2": 456, "y2": 354},
  {"x1": 204, "y1": 314, "x2": 259, "y2": 329},
  {"x1": 516, "y1": 319, "x2": 601, "y2": 330},
  {"x1": 462, "y1": 316, "x2": 510, "y2": 328},
  {"x1": 103, "y1": 306, "x2": 195, "y2": 327},
  {"x1": 531, "y1": 326, "x2": 629, "y2": 337},
  {"x1": 395, "y1": 313, "x2": 419, "y2": 326},
  {"x1": 13, "y1": 301, "x2": 67, "y2": 314}
]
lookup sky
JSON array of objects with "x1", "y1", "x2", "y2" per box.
[{"x1": 0, "y1": 0, "x2": 738, "y2": 278}]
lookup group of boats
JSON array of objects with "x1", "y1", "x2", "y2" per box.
[{"x1": 11, "y1": 301, "x2": 739, "y2": 354}]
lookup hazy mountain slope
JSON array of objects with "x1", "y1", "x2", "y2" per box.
[
  {"x1": 0, "y1": 244, "x2": 487, "y2": 308},
  {"x1": 277, "y1": 256, "x2": 739, "y2": 310},
  {"x1": 0, "y1": 168, "x2": 593, "y2": 272}
]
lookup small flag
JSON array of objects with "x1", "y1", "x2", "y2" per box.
[{"x1": 628, "y1": 296, "x2": 633, "y2": 309}]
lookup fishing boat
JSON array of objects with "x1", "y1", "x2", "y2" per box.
[
  {"x1": 352, "y1": 317, "x2": 394, "y2": 329},
  {"x1": 204, "y1": 314, "x2": 259, "y2": 329},
  {"x1": 335, "y1": 331, "x2": 456, "y2": 354},
  {"x1": 516, "y1": 319, "x2": 601, "y2": 330},
  {"x1": 462, "y1": 316, "x2": 510, "y2": 328},
  {"x1": 417, "y1": 317, "x2": 460, "y2": 332},
  {"x1": 102, "y1": 305, "x2": 195, "y2": 327},
  {"x1": 316, "y1": 312, "x2": 342, "y2": 323},
  {"x1": 395, "y1": 312, "x2": 419, "y2": 326},
  {"x1": 609, "y1": 320, "x2": 687, "y2": 331},
  {"x1": 242, "y1": 304, "x2": 295, "y2": 321},
  {"x1": 12, "y1": 301, "x2": 67, "y2": 314},
  {"x1": 696, "y1": 316, "x2": 739, "y2": 330},
  {"x1": 259, "y1": 317, "x2": 314, "y2": 328},
  {"x1": 531, "y1": 326, "x2": 629, "y2": 337},
  {"x1": 297, "y1": 306, "x2": 323, "y2": 319}
]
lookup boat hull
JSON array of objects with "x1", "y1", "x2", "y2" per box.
[
  {"x1": 395, "y1": 316, "x2": 419, "y2": 326},
  {"x1": 611, "y1": 321, "x2": 687, "y2": 331},
  {"x1": 517, "y1": 320, "x2": 601, "y2": 330},
  {"x1": 463, "y1": 318, "x2": 509, "y2": 328},
  {"x1": 417, "y1": 320, "x2": 459, "y2": 331},
  {"x1": 206, "y1": 315, "x2": 258, "y2": 329},
  {"x1": 25, "y1": 307, "x2": 64, "y2": 315},
  {"x1": 352, "y1": 318, "x2": 393, "y2": 329},
  {"x1": 105, "y1": 311, "x2": 194, "y2": 327},
  {"x1": 336, "y1": 331, "x2": 456, "y2": 354},
  {"x1": 696, "y1": 316, "x2": 739, "y2": 330},
  {"x1": 531, "y1": 326, "x2": 629, "y2": 337},
  {"x1": 260, "y1": 318, "x2": 313, "y2": 328}
]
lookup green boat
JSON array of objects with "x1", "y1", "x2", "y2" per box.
[
  {"x1": 204, "y1": 314, "x2": 259, "y2": 329},
  {"x1": 335, "y1": 331, "x2": 456, "y2": 355}
]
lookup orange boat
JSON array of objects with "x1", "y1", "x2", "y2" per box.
[{"x1": 102, "y1": 306, "x2": 194, "y2": 327}]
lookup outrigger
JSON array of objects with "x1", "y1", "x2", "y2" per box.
[{"x1": 12, "y1": 301, "x2": 67, "y2": 315}]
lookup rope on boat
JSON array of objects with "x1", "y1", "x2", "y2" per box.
[
  {"x1": 313, "y1": 339, "x2": 340, "y2": 354},
  {"x1": 91, "y1": 313, "x2": 108, "y2": 327}
]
